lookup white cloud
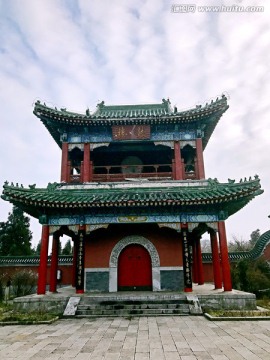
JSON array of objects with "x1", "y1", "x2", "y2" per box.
[{"x1": 0, "y1": 0, "x2": 270, "y2": 245}]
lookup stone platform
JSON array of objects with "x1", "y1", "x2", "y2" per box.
[
  {"x1": 13, "y1": 283, "x2": 257, "y2": 316},
  {"x1": 13, "y1": 284, "x2": 257, "y2": 315}
]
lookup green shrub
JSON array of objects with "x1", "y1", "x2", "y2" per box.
[
  {"x1": 0, "y1": 272, "x2": 9, "y2": 301},
  {"x1": 231, "y1": 258, "x2": 270, "y2": 297},
  {"x1": 0, "y1": 275, "x2": 4, "y2": 301},
  {"x1": 11, "y1": 270, "x2": 37, "y2": 297}
]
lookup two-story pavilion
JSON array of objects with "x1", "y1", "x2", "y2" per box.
[{"x1": 2, "y1": 95, "x2": 263, "y2": 294}]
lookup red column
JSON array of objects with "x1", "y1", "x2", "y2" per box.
[
  {"x1": 195, "y1": 138, "x2": 205, "y2": 179},
  {"x1": 218, "y1": 221, "x2": 232, "y2": 291},
  {"x1": 172, "y1": 160, "x2": 176, "y2": 179},
  {"x1": 67, "y1": 161, "x2": 71, "y2": 183},
  {"x1": 49, "y1": 234, "x2": 59, "y2": 293},
  {"x1": 61, "y1": 142, "x2": 69, "y2": 182},
  {"x1": 181, "y1": 159, "x2": 185, "y2": 179},
  {"x1": 174, "y1": 141, "x2": 183, "y2": 180},
  {"x1": 196, "y1": 237, "x2": 204, "y2": 285},
  {"x1": 80, "y1": 161, "x2": 84, "y2": 182},
  {"x1": 37, "y1": 225, "x2": 50, "y2": 295},
  {"x1": 210, "y1": 231, "x2": 222, "y2": 289},
  {"x1": 83, "y1": 143, "x2": 91, "y2": 182},
  {"x1": 192, "y1": 240, "x2": 198, "y2": 283}
]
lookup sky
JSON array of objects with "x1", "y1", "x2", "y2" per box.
[{"x1": 0, "y1": 0, "x2": 270, "y2": 248}]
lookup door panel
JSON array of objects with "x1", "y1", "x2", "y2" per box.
[{"x1": 118, "y1": 244, "x2": 152, "y2": 291}]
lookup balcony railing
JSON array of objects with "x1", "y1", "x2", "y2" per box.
[
  {"x1": 184, "y1": 171, "x2": 196, "y2": 180},
  {"x1": 70, "y1": 174, "x2": 81, "y2": 183},
  {"x1": 69, "y1": 163, "x2": 198, "y2": 183},
  {"x1": 92, "y1": 164, "x2": 173, "y2": 182}
]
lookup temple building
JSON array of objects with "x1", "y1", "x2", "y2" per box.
[{"x1": 1, "y1": 95, "x2": 263, "y2": 294}]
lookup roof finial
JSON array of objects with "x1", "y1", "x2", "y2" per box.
[{"x1": 97, "y1": 101, "x2": 105, "y2": 108}]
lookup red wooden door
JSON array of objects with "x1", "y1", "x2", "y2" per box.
[{"x1": 118, "y1": 244, "x2": 152, "y2": 291}]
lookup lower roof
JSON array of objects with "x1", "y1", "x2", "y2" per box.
[{"x1": 1, "y1": 177, "x2": 263, "y2": 221}]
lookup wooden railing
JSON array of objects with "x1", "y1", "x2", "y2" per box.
[
  {"x1": 92, "y1": 164, "x2": 173, "y2": 182},
  {"x1": 70, "y1": 174, "x2": 81, "y2": 183},
  {"x1": 184, "y1": 171, "x2": 197, "y2": 180},
  {"x1": 68, "y1": 163, "x2": 198, "y2": 183}
]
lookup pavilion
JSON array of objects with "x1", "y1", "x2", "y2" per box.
[{"x1": 2, "y1": 95, "x2": 263, "y2": 294}]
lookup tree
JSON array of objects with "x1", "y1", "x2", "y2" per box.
[
  {"x1": 228, "y1": 229, "x2": 261, "y2": 252},
  {"x1": 228, "y1": 229, "x2": 270, "y2": 296},
  {"x1": 62, "y1": 239, "x2": 73, "y2": 255},
  {"x1": 228, "y1": 235, "x2": 251, "y2": 252},
  {"x1": 200, "y1": 238, "x2": 211, "y2": 253},
  {"x1": 34, "y1": 239, "x2": 41, "y2": 255},
  {"x1": 231, "y1": 258, "x2": 270, "y2": 296},
  {"x1": 0, "y1": 206, "x2": 34, "y2": 256},
  {"x1": 249, "y1": 229, "x2": 260, "y2": 247}
]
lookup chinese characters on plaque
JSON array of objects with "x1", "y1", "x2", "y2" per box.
[
  {"x1": 182, "y1": 231, "x2": 192, "y2": 288},
  {"x1": 76, "y1": 232, "x2": 84, "y2": 290},
  {"x1": 112, "y1": 125, "x2": 151, "y2": 140}
]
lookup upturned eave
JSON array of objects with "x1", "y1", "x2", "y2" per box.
[
  {"x1": 33, "y1": 95, "x2": 229, "y2": 149},
  {"x1": 1, "y1": 177, "x2": 263, "y2": 221}
]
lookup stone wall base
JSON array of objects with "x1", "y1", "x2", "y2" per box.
[
  {"x1": 198, "y1": 293, "x2": 257, "y2": 311},
  {"x1": 13, "y1": 288, "x2": 257, "y2": 314},
  {"x1": 13, "y1": 294, "x2": 70, "y2": 314}
]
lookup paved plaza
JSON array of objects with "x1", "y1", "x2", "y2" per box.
[{"x1": 1, "y1": 316, "x2": 270, "y2": 360}]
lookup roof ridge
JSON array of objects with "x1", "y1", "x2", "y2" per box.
[
  {"x1": 33, "y1": 94, "x2": 228, "y2": 119},
  {"x1": 2, "y1": 175, "x2": 262, "y2": 192}
]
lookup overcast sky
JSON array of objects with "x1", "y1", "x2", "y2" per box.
[{"x1": 0, "y1": 0, "x2": 269, "y2": 247}]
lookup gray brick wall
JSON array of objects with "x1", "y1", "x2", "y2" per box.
[
  {"x1": 85, "y1": 271, "x2": 109, "y2": 292},
  {"x1": 160, "y1": 270, "x2": 184, "y2": 291}
]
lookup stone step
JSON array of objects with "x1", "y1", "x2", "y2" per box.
[
  {"x1": 75, "y1": 298, "x2": 191, "y2": 317},
  {"x1": 76, "y1": 313, "x2": 189, "y2": 318},
  {"x1": 76, "y1": 307, "x2": 190, "y2": 317},
  {"x1": 79, "y1": 295, "x2": 188, "y2": 304},
  {"x1": 79, "y1": 300, "x2": 188, "y2": 307},
  {"x1": 62, "y1": 294, "x2": 202, "y2": 318},
  {"x1": 78, "y1": 303, "x2": 189, "y2": 311}
]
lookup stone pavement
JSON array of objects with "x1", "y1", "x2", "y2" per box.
[{"x1": 1, "y1": 316, "x2": 270, "y2": 360}]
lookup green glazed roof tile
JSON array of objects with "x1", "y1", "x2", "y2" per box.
[
  {"x1": 33, "y1": 95, "x2": 229, "y2": 149},
  {"x1": 1, "y1": 177, "x2": 263, "y2": 220},
  {"x1": 93, "y1": 99, "x2": 172, "y2": 117},
  {"x1": 203, "y1": 230, "x2": 270, "y2": 263}
]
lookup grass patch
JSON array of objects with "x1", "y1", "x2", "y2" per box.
[
  {"x1": 206, "y1": 309, "x2": 270, "y2": 318},
  {"x1": 0, "y1": 302, "x2": 13, "y2": 315},
  {"x1": 0, "y1": 312, "x2": 58, "y2": 323},
  {"x1": 0, "y1": 301, "x2": 59, "y2": 324},
  {"x1": 257, "y1": 299, "x2": 270, "y2": 310}
]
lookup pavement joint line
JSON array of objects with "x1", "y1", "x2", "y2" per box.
[{"x1": 1, "y1": 316, "x2": 270, "y2": 359}]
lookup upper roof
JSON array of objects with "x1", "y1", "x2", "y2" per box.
[
  {"x1": 33, "y1": 95, "x2": 229, "y2": 149},
  {"x1": 92, "y1": 98, "x2": 172, "y2": 117},
  {"x1": 1, "y1": 176, "x2": 263, "y2": 220}
]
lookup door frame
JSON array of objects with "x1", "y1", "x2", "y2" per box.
[{"x1": 109, "y1": 235, "x2": 161, "y2": 292}]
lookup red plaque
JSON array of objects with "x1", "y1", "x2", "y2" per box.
[{"x1": 112, "y1": 125, "x2": 150, "y2": 140}]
